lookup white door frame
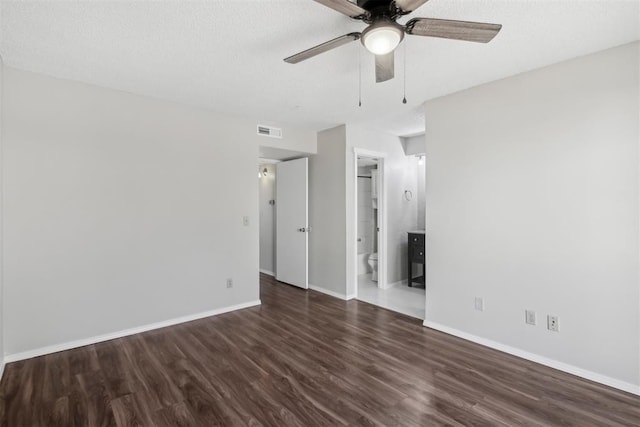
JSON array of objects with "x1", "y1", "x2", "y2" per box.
[{"x1": 353, "y1": 148, "x2": 387, "y2": 296}]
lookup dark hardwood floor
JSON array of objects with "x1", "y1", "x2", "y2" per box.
[{"x1": 1, "y1": 273, "x2": 638, "y2": 426}]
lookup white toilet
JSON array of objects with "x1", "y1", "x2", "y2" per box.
[{"x1": 368, "y1": 253, "x2": 378, "y2": 282}]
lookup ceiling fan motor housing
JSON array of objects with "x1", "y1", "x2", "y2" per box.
[
  {"x1": 357, "y1": 0, "x2": 404, "y2": 23},
  {"x1": 357, "y1": 0, "x2": 391, "y2": 10}
]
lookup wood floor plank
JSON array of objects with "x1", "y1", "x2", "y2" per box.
[
  {"x1": 43, "y1": 395, "x2": 72, "y2": 427},
  {"x1": 111, "y1": 393, "x2": 154, "y2": 427},
  {"x1": 1, "y1": 273, "x2": 638, "y2": 426},
  {"x1": 151, "y1": 400, "x2": 200, "y2": 427},
  {"x1": 74, "y1": 369, "x2": 117, "y2": 427},
  {"x1": 170, "y1": 359, "x2": 253, "y2": 426}
]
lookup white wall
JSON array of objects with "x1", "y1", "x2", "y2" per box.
[
  {"x1": 417, "y1": 159, "x2": 426, "y2": 229},
  {"x1": 346, "y1": 125, "x2": 420, "y2": 294},
  {"x1": 356, "y1": 168, "x2": 374, "y2": 255},
  {"x1": 402, "y1": 134, "x2": 427, "y2": 230},
  {"x1": 258, "y1": 163, "x2": 276, "y2": 275},
  {"x1": 257, "y1": 125, "x2": 317, "y2": 155},
  {"x1": 402, "y1": 134, "x2": 426, "y2": 156},
  {"x1": 309, "y1": 126, "x2": 347, "y2": 297},
  {"x1": 424, "y1": 42, "x2": 639, "y2": 392},
  {"x1": 2, "y1": 67, "x2": 315, "y2": 358}
]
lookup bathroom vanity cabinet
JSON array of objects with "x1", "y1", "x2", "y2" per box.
[{"x1": 407, "y1": 231, "x2": 425, "y2": 288}]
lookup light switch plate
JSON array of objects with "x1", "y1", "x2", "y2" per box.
[{"x1": 525, "y1": 310, "x2": 536, "y2": 325}]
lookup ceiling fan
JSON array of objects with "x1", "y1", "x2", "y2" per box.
[{"x1": 284, "y1": 0, "x2": 502, "y2": 83}]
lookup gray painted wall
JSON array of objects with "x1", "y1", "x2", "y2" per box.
[
  {"x1": 424, "y1": 42, "x2": 639, "y2": 389},
  {"x1": 309, "y1": 126, "x2": 347, "y2": 296},
  {"x1": 2, "y1": 67, "x2": 315, "y2": 357},
  {"x1": 0, "y1": 56, "x2": 4, "y2": 375}
]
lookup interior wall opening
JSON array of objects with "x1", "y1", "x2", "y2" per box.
[{"x1": 354, "y1": 145, "x2": 426, "y2": 320}]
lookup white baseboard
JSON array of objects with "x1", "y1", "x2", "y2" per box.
[
  {"x1": 309, "y1": 284, "x2": 354, "y2": 301},
  {"x1": 5, "y1": 300, "x2": 262, "y2": 363},
  {"x1": 259, "y1": 269, "x2": 275, "y2": 277},
  {"x1": 0, "y1": 359, "x2": 4, "y2": 383},
  {"x1": 424, "y1": 320, "x2": 640, "y2": 396}
]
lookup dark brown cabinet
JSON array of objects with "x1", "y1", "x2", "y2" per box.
[{"x1": 407, "y1": 231, "x2": 425, "y2": 287}]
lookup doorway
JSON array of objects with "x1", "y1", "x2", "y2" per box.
[
  {"x1": 352, "y1": 147, "x2": 426, "y2": 320},
  {"x1": 353, "y1": 149, "x2": 386, "y2": 298},
  {"x1": 258, "y1": 155, "x2": 309, "y2": 290}
]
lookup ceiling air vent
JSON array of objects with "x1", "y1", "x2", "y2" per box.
[{"x1": 257, "y1": 125, "x2": 282, "y2": 139}]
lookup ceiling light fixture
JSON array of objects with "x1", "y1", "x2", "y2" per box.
[{"x1": 361, "y1": 20, "x2": 404, "y2": 55}]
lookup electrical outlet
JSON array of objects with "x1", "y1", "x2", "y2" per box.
[
  {"x1": 226, "y1": 278, "x2": 233, "y2": 288},
  {"x1": 474, "y1": 297, "x2": 484, "y2": 312},
  {"x1": 525, "y1": 310, "x2": 536, "y2": 326},
  {"x1": 547, "y1": 315, "x2": 559, "y2": 332},
  {"x1": 243, "y1": 216, "x2": 250, "y2": 226}
]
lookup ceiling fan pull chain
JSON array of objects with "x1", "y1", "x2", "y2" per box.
[
  {"x1": 402, "y1": 40, "x2": 407, "y2": 104},
  {"x1": 358, "y1": 46, "x2": 362, "y2": 107}
]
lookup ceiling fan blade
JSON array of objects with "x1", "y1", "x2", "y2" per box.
[
  {"x1": 284, "y1": 33, "x2": 361, "y2": 64},
  {"x1": 406, "y1": 18, "x2": 502, "y2": 43},
  {"x1": 375, "y1": 52, "x2": 394, "y2": 83},
  {"x1": 312, "y1": 0, "x2": 369, "y2": 18},
  {"x1": 394, "y1": 0, "x2": 430, "y2": 13}
]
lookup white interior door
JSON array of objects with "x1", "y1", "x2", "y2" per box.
[{"x1": 276, "y1": 158, "x2": 308, "y2": 288}]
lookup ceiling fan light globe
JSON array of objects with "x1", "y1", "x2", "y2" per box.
[{"x1": 362, "y1": 25, "x2": 403, "y2": 55}]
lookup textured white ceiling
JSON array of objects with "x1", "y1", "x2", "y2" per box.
[{"x1": 1, "y1": 0, "x2": 638, "y2": 136}]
